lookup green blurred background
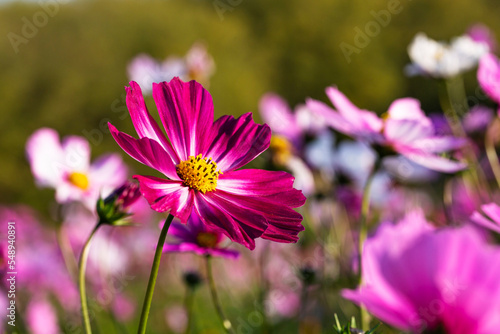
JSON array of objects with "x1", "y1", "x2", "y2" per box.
[{"x1": 1, "y1": 0, "x2": 499, "y2": 210}]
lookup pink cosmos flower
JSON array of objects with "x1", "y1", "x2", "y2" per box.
[
  {"x1": 478, "y1": 53, "x2": 500, "y2": 106},
  {"x1": 109, "y1": 78, "x2": 306, "y2": 249},
  {"x1": 470, "y1": 202, "x2": 500, "y2": 234},
  {"x1": 342, "y1": 211, "x2": 500, "y2": 333},
  {"x1": 26, "y1": 128, "x2": 128, "y2": 209},
  {"x1": 307, "y1": 87, "x2": 467, "y2": 173},
  {"x1": 163, "y1": 214, "x2": 239, "y2": 258}
]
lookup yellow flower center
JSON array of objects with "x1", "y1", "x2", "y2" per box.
[
  {"x1": 68, "y1": 172, "x2": 89, "y2": 190},
  {"x1": 270, "y1": 135, "x2": 292, "y2": 165},
  {"x1": 176, "y1": 154, "x2": 221, "y2": 193},
  {"x1": 196, "y1": 232, "x2": 219, "y2": 248}
]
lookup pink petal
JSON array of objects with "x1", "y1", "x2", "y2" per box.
[
  {"x1": 126, "y1": 81, "x2": 179, "y2": 163},
  {"x1": 153, "y1": 78, "x2": 214, "y2": 161},
  {"x1": 411, "y1": 137, "x2": 466, "y2": 153},
  {"x1": 482, "y1": 202, "x2": 500, "y2": 223},
  {"x1": 133, "y1": 175, "x2": 193, "y2": 223},
  {"x1": 211, "y1": 190, "x2": 304, "y2": 243},
  {"x1": 204, "y1": 113, "x2": 271, "y2": 172},
  {"x1": 162, "y1": 244, "x2": 185, "y2": 253},
  {"x1": 218, "y1": 169, "x2": 306, "y2": 208},
  {"x1": 61, "y1": 135, "x2": 91, "y2": 172},
  {"x1": 387, "y1": 98, "x2": 427, "y2": 121},
  {"x1": 325, "y1": 86, "x2": 363, "y2": 120},
  {"x1": 218, "y1": 169, "x2": 294, "y2": 196},
  {"x1": 88, "y1": 154, "x2": 128, "y2": 190},
  {"x1": 194, "y1": 192, "x2": 268, "y2": 250},
  {"x1": 385, "y1": 119, "x2": 434, "y2": 144},
  {"x1": 26, "y1": 128, "x2": 65, "y2": 187},
  {"x1": 306, "y1": 98, "x2": 357, "y2": 136},
  {"x1": 341, "y1": 289, "x2": 414, "y2": 331},
  {"x1": 167, "y1": 222, "x2": 197, "y2": 242},
  {"x1": 109, "y1": 124, "x2": 178, "y2": 180},
  {"x1": 259, "y1": 93, "x2": 301, "y2": 143},
  {"x1": 478, "y1": 53, "x2": 500, "y2": 103},
  {"x1": 470, "y1": 203, "x2": 500, "y2": 234},
  {"x1": 207, "y1": 248, "x2": 240, "y2": 259},
  {"x1": 403, "y1": 151, "x2": 467, "y2": 173},
  {"x1": 325, "y1": 87, "x2": 384, "y2": 133}
]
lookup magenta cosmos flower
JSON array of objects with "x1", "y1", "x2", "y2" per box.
[
  {"x1": 26, "y1": 128, "x2": 128, "y2": 209},
  {"x1": 307, "y1": 87, "x2": 467, "y2": 173},
  {"x1": 342, "y1": 211, "x2": 500, "y2": 333},
  {"x1": 164, "y1": 214, "x2": 239, "y2": 259},
  {"x1": 109, "y1": 78, "x2": 306, "y2": 249}
]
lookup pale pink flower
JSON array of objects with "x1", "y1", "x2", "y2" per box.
[{"x1": 26, "y1": 128, "x2": 127, "y2": 209}]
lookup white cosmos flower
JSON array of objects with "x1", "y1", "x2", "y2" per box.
[{"x1": 406, "y1": 32, "x2": 489, "y2": 78}]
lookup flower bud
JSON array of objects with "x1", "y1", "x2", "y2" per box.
[{"x1": 96, "y1": 181, "x2": 142, "y2": 226}]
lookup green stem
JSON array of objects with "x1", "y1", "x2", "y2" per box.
[
  {"x1": 137, "y1": 214, "x2": 174, "y2": 334},
  {"x1": 205, "y1": 255, "x2": 234, "y2": 334},
  {"x1": 438, "y1": 78, "x2": 489, "y2": 201},
  {"x1": 439, "y1": 76, "x2": 468, "y2": 136},
  {"x1": 358, "y1": 169, "x2": 376, "y2": 268},
  {"x1": 358, "y1": 168, "x2": 377, "y2": 331},
  {"x1": 79, "y1": 223, "x2": 101, "y2": 334}
]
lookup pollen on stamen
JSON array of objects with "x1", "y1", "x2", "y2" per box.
[{"x1": 176, "y1": 154, "x2": 222, "y2": 193}]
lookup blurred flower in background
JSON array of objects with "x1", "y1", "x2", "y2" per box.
[
  {"x1": 343, "y1": 210, "x2": 500, "y2": 333},
  {"x1": 163, "y1": 214, "x2": 239, "y2": 258},
  {"x1": 259, "y1": 93, "x2": 321, "y2": 196},
  {"x1": 128, "y1": 42, "x2": 215, "y2": 94},
  {"x1": 307, "y1": 87, "x2": 467, "y2": 172},
  {"x1": 26, "y1": 128, "x2": 128, "y2": 209},
  {"x1": 406, "y1": 32, "x2": 489, "y2": 78}
]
